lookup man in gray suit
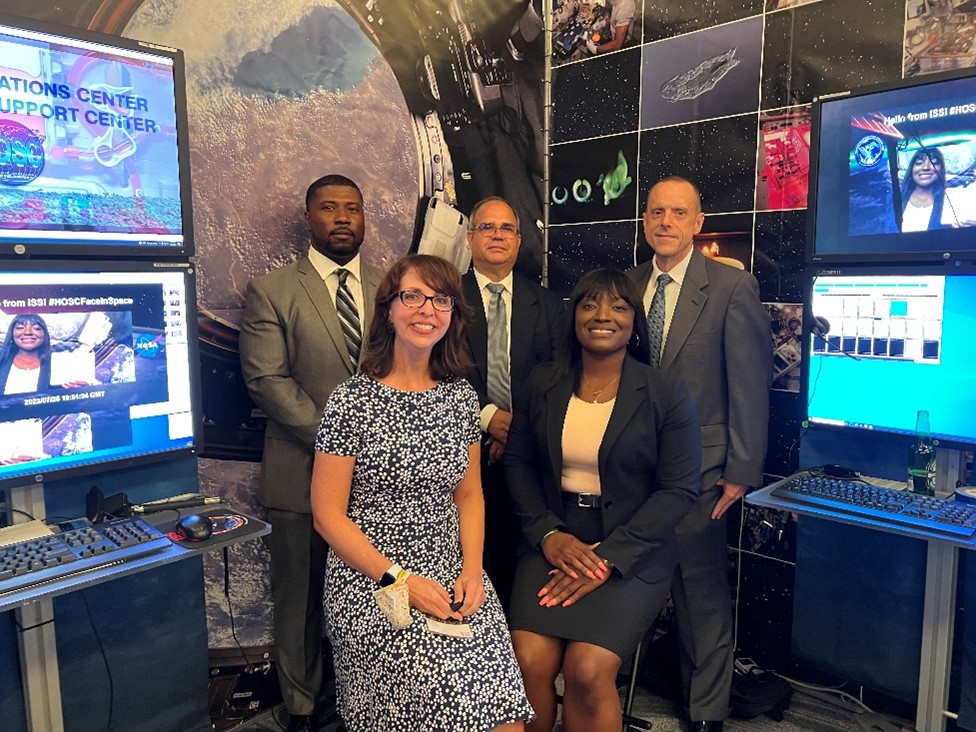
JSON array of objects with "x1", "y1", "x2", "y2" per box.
[
  {"x1": 240, "y1": 175, "x2": 384, "y2": 731},
  {"x1": 461, "y1": 196, "x2": 562, "y2": 609},
  {"x1": 628, "y1": 176, "x2": 771, "y2": 732}
]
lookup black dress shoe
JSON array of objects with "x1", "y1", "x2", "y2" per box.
[
  {"x1": 689, "y1": 722, "x2": 723, "y2": 732},
  {"x1": 286, "y1": 713, "x2": 316, "y2": 732}
]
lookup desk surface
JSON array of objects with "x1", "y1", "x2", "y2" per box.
[
  {"x1": 747, "y1": 476, "x2": 976, "y2": 550},
  {"x1": 0, "y1": 503, "x2": 269, "y2": 614}
]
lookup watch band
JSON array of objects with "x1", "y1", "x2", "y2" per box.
[{"x1": 379, "y1": 563, "x2": 404, "y2": 587}]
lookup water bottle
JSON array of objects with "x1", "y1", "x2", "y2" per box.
[{"x1": 908, "y1": 409, "x2": 936, "y2": 495}]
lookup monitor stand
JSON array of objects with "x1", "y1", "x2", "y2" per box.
[{"x1": 5, "y1": 483, "x2": 64, "y2": 732}]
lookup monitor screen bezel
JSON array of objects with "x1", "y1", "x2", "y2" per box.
[
  {"x1": 807, "y1": 68, "x2": 976, "y2": 265},
  {"x1": 0, "y1": 12, "x2": 194, "y2": 260},
  {"x1": 0, "y1": 258, "x2": 202, "y2": 492},
  {"x1": 800, "y1": 261, "x2": 976, "y2": 452}
]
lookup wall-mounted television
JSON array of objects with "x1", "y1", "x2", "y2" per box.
[
  {"x1": 0, "y1": 13, "x2": 192, "y2": 258},
  {"x1": 802, "y1": 264, "x2": 976, "y2": 450},
  {"x1": 808, "y1": 69, "x2": 976, "y2": 264},
  {"x1": 0, "y1": 259, "x2": 200, "y2": 490}
]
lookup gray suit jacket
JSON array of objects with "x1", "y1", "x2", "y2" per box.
[
  {"x1": 628, "y1": 248, "x2": 771, "y2": 489},
  {"x1": 239, "y1": 256, "x2": 384, "y2": 513}
]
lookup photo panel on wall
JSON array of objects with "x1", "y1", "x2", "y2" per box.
[
  {"x1": 549, "y1": 132, "x2": 640, "y2": 225},
  {"x1": 551, "y1": 47, "x2": 642, "y2": 144},
  {"x1": 641, "y1": 0, "x2": 765, "y2": 45},
  {"x1": 639, "y1": 14, "x2": 764, "y2": 130},
  {"x1": 761, "y1": 0, "x2": 905, "y2": 109},
  {"x1": 548, "y1": 220, "x2": 640, "y2": 297},
  {"x1": 638, "y1": 114, "x2": 760, "y2": 213}
]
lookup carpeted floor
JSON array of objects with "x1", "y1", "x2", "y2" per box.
[{"x1": 233, "y1": 681, "x2": 917, "y2": 732}]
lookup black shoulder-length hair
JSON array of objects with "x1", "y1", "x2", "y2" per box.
[
  {"x1": 543, "y1": 268, "x2": 650, "y2": 391},
  {"x1": 360, "y1": 254, "x2": 474, "y2": 380}
]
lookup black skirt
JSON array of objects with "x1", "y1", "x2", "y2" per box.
[{"x1": 507, "y1": 495, "x2": 670, "y2": 660}]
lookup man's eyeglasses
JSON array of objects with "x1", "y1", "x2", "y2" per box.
[
  {"x1": 395, "y1": 289, "x2": 456, "y2": 312},
  {"x1": 473, "y1": 223, "x2": 518, "y2": 237}
]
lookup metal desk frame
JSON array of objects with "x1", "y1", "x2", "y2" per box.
[
  {"x1": 2, "y1": 484, "x2": 269, "y2": 732},
  {"x1": 748, "y1": 455, "x2": 970, "y2": 732}
]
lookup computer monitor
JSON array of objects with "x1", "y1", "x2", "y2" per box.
[
  {"x1": 0, "y1": 259, "x2": 200, "y2": 489},
  {"x1": 808, "y1": 69, "x2": 976, "y2": 264},
  {"x1": 803, "y1": 265, "x2": 976, "y2": 449},
  {"x1": 0, "y1": 13, "x2": 192, "y2": 258}
]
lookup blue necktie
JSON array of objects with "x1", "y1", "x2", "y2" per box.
[
  {"x1": 646, "y1": 272, "x2": 673, "y2": 368},
  {"x1": 485, "y1": 283, "x2": 511, "y2": 411}
]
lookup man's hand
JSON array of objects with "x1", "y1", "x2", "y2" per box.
[
  {"x1": 711, "y1": 478, "x2": 748, "y2": 519},
  {"x1": 488, "y1": 439, "x2": 506, "y2": 464},
  {"x1": 486, "y1": 409, "x2": 512, "y2": 445},
  {"x1": 586, "y1": 38, "x2": 598, "y2": 55}
]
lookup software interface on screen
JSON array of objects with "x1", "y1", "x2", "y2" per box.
[
  {"x1": 806, "y1": 271, "x2": 976, "y2": 446},
  {"x1": 812, "y1": 73, "x2": 976, "y2": 261},
  {"x1": 0, "y1": 266, "x2": 195, "y2": 486},
  {"x1": 0, "y1": 20, "x2": 185, "y2": 252}
]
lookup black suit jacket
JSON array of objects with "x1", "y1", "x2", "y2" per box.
[
  {"x1": 461, "y1": 269, "x2": 563, "y2": 414},
  {"x1": 504, "y1": 356, "x2": 701, "y2": 582}
]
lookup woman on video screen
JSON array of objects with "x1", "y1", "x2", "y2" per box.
[
  {"x1": 0, "y1": 314, "x2": 54, "y2": 395},
  {"x1": 900, "y1": 147, "x2": 950, "y2": 232}
]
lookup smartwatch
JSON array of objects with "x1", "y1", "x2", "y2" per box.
[{"x1": 379, "y1": 563, "x2": 404, "y2": 587}]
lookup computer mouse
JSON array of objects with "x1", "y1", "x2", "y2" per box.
[{"x1": 175, "y1": 514, "x2": 212, "y2": 542}]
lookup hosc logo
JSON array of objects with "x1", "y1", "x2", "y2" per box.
[
  {"x1": 853, "y1": 134, "x2": 885, "y2": 169},
  {"x1": 0, "y1": 120, "x2": 45, "y2": 186}
]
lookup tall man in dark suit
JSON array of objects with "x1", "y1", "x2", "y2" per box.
[
  {"x1": 240, "y1": 175, "x2": 384, "y2": 732},
  {"x1": 628, "y1": 176, "x2": 771, "y2": 732},
  {"x1": 462, "y1": 196, "x2": 562, "y2": 610}
]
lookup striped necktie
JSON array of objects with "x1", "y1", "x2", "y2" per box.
[
  {"x1": 486, "y1": 282, "x2": 511, "y2": 412},
  {"x1": 646, "y1": 272, "x2": 673, "y2": 368},
  {"x1": 335, "y1": 268, "x2": 362, "y2": 367}
]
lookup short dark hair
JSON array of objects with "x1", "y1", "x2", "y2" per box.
[
  {"x1": 468, "y1": 196, "x2": 520, "y2": 232},
  {"x1": 361, "y1": 254, "x2": 474, "y2": 380},
  {"x1": 544, "y1": 269, "x2": 649, "y2": 390},
  {"x1": 305, "y1": 175, "x2": 362, "y2": 211},
  {"x1": 648, "y1": 175, "x2": 703, "y2": 212}
]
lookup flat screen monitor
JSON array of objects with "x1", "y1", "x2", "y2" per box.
[
  {"x1": 0, "y1": 13, "x2": 192, "y2": 258},
  {"x1": 809, "y1": 69, "x2": 976, "y2": 264},
  {"x1": 0, "y1": 260, "x2": 200, "y2": 489},
  {"x1": 803, "y1": 265, "x2": 976, "y2": 449}
]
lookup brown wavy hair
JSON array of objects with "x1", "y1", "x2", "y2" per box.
[{"x1": 361, "y1": 254, "x2": 474, "y2": 380}]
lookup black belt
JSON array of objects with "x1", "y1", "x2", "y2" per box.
[{"x1": 561, "y1": 491, "x2": 603, "y2": 509}]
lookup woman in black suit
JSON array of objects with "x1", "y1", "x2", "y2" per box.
[{"x1": 504, "y1": 269, "x2": 701, "y2": 732}]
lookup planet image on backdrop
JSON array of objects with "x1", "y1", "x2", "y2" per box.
[{"x1": 125, "y1": 0, "x2": 418, "y2": 319}]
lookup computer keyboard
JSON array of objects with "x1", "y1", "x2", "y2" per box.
[
  {"x1": 0, "y1": 517, "x2": 172, "y2": 595},
  {"x1": 770, "y1": 473, "x2": 976, "y2": 538}
]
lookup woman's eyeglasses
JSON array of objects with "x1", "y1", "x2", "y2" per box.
[{"x1": 395, "y1": 289, "x2": 455, "y2": 312}]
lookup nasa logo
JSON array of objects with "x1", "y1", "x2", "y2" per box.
[
  {"x1": 853, "y1": 135, "x2": 885, "y2": 168},
  {"x1": 0, "y1": 120, "x2": 45, "y2": 187},
  {"x1": 134, "y1": 333, "x2": 163, "y2": 359}
]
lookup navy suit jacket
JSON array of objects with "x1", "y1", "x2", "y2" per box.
[{"x1": 504, "y1": 356, "x2": 701, "y2": 582}]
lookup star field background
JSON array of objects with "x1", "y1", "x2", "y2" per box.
[{"x1": 548, "y1": 0, "x2": 932, "y2": 678}]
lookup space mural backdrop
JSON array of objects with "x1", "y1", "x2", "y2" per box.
[
  {"x1": 8, "y1": 0, "x2": 972, "y2": 694},
  {"x1": 548, "y1": 0, "x2": 911, "y2": 673}
]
